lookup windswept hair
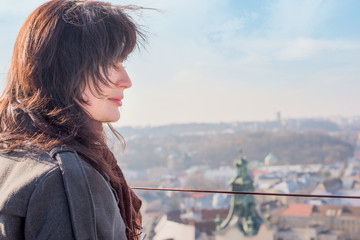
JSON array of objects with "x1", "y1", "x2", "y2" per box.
[{"x1": 0, "y1": 0, "x2": 144, "y2": 239}]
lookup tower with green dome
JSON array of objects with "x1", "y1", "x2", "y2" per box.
[{"x1": 216, "y1": 144, "x2": 263, "y2": 236}]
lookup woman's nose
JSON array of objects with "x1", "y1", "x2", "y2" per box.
[{"x1": 116, "y1": 68, "x2": 132, "y2": 89}]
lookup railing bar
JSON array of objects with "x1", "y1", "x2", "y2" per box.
[{"x1": 132, "y1": 187, "x2": 360, "y2": 199}]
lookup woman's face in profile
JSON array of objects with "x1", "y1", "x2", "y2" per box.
[{"x1": 81, "y1": 63, "x2": 132, "y2": 123}]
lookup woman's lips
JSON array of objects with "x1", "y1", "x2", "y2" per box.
[{"x1": 108, "y1": 98, "x2": 123, "y2": 106}]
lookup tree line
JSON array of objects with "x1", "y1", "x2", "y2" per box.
[{"x1": 115, "y1": 129, "x2": 354, "y2": 170}]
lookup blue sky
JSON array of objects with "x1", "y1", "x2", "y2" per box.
[{"x1": 0, "y1": 0, "x2": 359, "y2": 126}]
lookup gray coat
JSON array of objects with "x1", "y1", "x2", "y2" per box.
[{"x1": 0, "y1": 148, "x2": 127, "y2": 240}]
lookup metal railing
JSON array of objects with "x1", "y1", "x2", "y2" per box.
[{"x1": 132, "y1": 186, "x2": 360, "y2": 199}]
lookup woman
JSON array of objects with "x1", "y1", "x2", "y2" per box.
[{"x1": 0, "y1": 0, "x2": 144, "y2": 239}]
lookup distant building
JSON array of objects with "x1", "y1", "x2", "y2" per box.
[
  {"x1": 276, "y1": 112, "x2": 282, "y2": 124},
  {"x1": 215, "y1": 148, "x2": 276, "y2": 239},
  {"x1": 212, "y1": 194, "x2": 231, "y2": 209},
  {"x1": 264, "y1": 153, "x2": 278, "y2": 166},
  {"x1": 315, "y1": 178, "x2": 342, "y2": 193},
  {"x1": 279, "y1": 204, "x2": 360, "y2": 240},
  {"x1": 153, "y1": 214, "x2": 197, "y2": 240},
  {"x1": 276, "y1": 226, "x2": 338, "y2": 240},
  {"x1": 150, "y1": 146, "x2": 279, "y2": 239},
  {"x1": 149, "y1": 208, "x2": 229, "y2": 240},
  {"x1": 271, "y1": 181, "x2": 302, "y2": 194},
  {"x1": 183, "y1": 193, "x2": 214, "y2": 210}
]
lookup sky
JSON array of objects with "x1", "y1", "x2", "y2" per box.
[{"x1": 0, "y1": 0, "x2": 359, "y2": 127}]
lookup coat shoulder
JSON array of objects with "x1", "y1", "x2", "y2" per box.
[{"x1": 0, "y1": 150, "x2": 63, "y2": 217}]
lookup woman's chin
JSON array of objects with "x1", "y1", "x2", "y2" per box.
[{"x1": 104, "y1": 112, "x2": 121, "y2": 123}]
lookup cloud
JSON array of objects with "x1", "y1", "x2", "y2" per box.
[
  {"x1": 279, "y1": 38, "x2": 360, "y2": 60},
  {"x1": 279, "y1": 38, "x2": 322, "y2": 60},
  {"x1": 266, "y1": 0, "x2": 327, "y2": 37},
  {"x1": 207, "y1": 15, "x2": 254, "y2": 43},
  {"x1": 221, "y1": 17, "x2": 246, "y2": 32}
]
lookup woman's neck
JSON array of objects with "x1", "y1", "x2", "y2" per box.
[{"x1": 89, "y1": 119, "x2": 105, "y2": 138}]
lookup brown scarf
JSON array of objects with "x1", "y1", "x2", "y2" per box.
[{"x1": 108, "y1": 152, "x2": 142, "y2": 240}]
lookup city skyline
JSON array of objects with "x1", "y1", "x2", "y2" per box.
[{"x1": 0, "y1": 0, "x2": 359, "y2": 127}]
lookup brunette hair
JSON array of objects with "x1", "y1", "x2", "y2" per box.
[{"x1": 0, "y1": 0, "x2": 144, "y2": 239}]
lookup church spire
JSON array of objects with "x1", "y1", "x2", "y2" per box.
[{"x1": 216, "y1": 142, "x2": 263, "y2": 236}]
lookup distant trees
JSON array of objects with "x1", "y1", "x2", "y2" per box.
[
  {"x1": 242, "y1": 130, "x2": 354, "y2": 165},
  {"x1": 117, "y1": 129, "x2": 354, "y2": 170}
]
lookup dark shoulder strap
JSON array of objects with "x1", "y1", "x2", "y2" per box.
[{"x1": 50, "y1": 147, "x2": 97, "y2": 240}]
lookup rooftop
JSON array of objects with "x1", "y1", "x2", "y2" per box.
[{"x1": 281, "y1": 204, "x2": 313, "y2": 217}]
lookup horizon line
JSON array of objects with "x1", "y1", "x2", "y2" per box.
[{"x1": 115, "y1": 114, "x2": 360, "y2": 128}]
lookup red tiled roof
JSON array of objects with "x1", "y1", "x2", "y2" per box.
[
  {"x1": 281, "y1": 204, "x2": 313, "y2": 217},
  {"x1": 190, "y1": 193, "x2": 211, "y2": 199},
  {"x1": 252, "y1": 169, "x2": 268, "y2": 177}
]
